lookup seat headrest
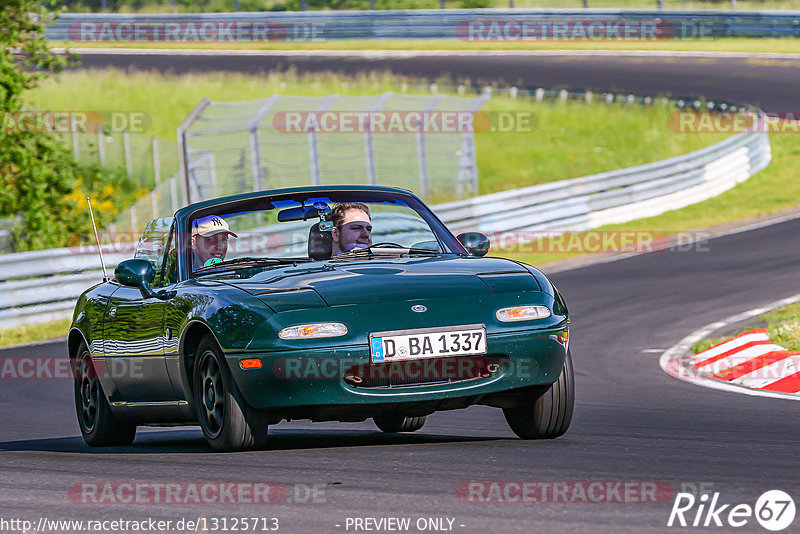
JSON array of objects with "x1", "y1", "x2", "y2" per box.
[{"x1": 308, "y1": 222, "x2": 332, "y2": 261}]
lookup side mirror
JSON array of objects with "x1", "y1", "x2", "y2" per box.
[
  {"x1": 115, "y1": 259, "x2": 175, "y2": 300},
  {"x1": 457, "y1": 232, "x2": 490, "y2": 257}
]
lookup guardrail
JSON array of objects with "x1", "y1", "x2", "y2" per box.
[
  {"x1": 437, "y1": 127, "x2": 770, "y2": 234},
  {"x1": 44, "y1": 9, "x2": 800, "y2": 41},
  {"x1": 0, "y1": 248, "x2": 133, "y2": 328},
  {"x1": 0, "y1": 119, "x2": 771, "y2": 330}
]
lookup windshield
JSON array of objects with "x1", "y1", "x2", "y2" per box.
[{"x1": 186, "y1": 190, "x2": 463, "y2": 274}]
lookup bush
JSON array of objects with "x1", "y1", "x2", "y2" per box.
[
  {"x1": 0, "y1": 132, "x2": 128, "y2": 251},
  {"x1": 0, "y1": 0, "x2": 128, "y2": 251}
]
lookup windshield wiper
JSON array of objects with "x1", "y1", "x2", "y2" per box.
[{"x1": 194, "y1": 257, "x2": 312, "y2": 274}]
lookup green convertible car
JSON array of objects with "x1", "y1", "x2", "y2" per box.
[{"x1": 69, "y1": 186, "x2": 573, "y2": 451}]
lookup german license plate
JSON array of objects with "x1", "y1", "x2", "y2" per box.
[{"x1": 369, "y1": 324, "x2": 486, "y2": 363}]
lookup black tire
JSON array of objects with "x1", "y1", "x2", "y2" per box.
[
  {"x1": 193, "y1": 335, "x2": 269, "y2": 451},
  {"x1": 73, "y1": 343, "x2": 136, "y2": 447},
  {"x1": 373, "y1": 414, "x2": 426, "y2": 433},
  {"x1": 503, "y1": 350, "x2": 574, "y2": 439}
]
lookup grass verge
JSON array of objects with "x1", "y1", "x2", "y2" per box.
[
  {"x1": 500, "y1": 128, "x2": 800, "y2": 266},
  {"x1": 27, "y1": 69, "x2": 726, "y2": 198},
  {"x1": 0, "y1": 318, "x2": 72, "y2": 349},
  {"x1": 691, "y1": 302, "x2": 800, "y2": 353}
]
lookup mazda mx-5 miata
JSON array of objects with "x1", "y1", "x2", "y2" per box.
[{"x1": 69, "y1": 186, "x2": 573, "y2": 451}]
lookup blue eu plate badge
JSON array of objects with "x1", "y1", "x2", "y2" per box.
[{"x1": 371, "y1": 337, "x2": 384, "y2": 362}]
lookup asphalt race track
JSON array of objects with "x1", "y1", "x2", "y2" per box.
[
  {"x1": 69, "y1": 50, "x2": 800, "y2": 113},
  {"x1": 2, "y1": 51, "x2": 800, "y2": 533}
]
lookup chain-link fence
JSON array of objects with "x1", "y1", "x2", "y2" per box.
[
  {"x1": 177, "y1": 92, "x2": 489, "y2": 208},
  {"x1": 59, "y1": 128, "x2": 182, "y2": 235},
  {"x1": 0, "y1": 123, "x2": 180, "y2": 251},
  {"x1": 63, "y1": 128, "x2": 179, "y2": 194}
]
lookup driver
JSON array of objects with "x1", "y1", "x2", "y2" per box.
[
  {"x1": 191, "y1": 215, "x2": 237, "y2": 270},
  {"x1": 330, "y1": 202, "x2": 372, "y2": 255}
]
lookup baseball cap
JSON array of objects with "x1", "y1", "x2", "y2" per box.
[{"x1": 191, "y1": 215, "x2": 238, "y2": 238}]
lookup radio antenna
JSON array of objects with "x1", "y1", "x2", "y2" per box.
[{"x1": 86, "y1": 197, "x2": 109, "y2": 282}]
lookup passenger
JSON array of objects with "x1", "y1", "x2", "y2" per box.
[
  {"x1": 191, "y1": 215, "x2": 237, "y2": 270},
  {"x1": 330, "y1": 202, "x2": 372, "y2": 255}
]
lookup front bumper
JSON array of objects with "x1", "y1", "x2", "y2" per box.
[{"x1": 227, "y1": 326, "x2": 568, "y2": 409}]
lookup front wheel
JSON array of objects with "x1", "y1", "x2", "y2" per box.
[
  {"x1": 73, "y1": 343, "x2": 136, "y2": 447},
  {"x1": 193, "y1": 335, "x2": 269, "y2": 451},
  {"x1": 373, "y1": 414, "x2": 426, "y2": 433},
  {"x1": 503, "y1": 350, "x2": 574, "y2": 439}
]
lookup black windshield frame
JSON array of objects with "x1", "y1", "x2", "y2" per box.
[{"x1": 181, "y1": 189, "x2": 467, "y2": 280}]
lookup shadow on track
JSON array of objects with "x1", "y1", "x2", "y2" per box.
[{"x1": 0, "y1": 428, "x2": 506, "y2": 454}]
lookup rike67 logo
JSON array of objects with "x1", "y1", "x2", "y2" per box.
[{"x1": 668, "y1": 490, "x2": 795, "y2": 531}]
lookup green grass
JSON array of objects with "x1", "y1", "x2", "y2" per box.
[
  {"x1": 761, "y1": 302, "x2": 800, "y2": 351},
  {"x1": 26, "y1": 69, "x2": 726, "y2": 200},
  {"x1": 501, "y1": 131, "x2": 800, "y2": 265},
  {"x1": 692, "y1": 336, "x2": 729, "y2": 353},
  {"x1": 0, "y1": 319, "x2": 72, "y2": 349},
  {"x1": 26, "y1": 69, "x2": 800, "y2": 252},
  {"x1": 691, "y1": 302, "x2": 800, "y2": 353},
  {"x1": 52, "y1": 38, "x2": 800, "y2": 54}
]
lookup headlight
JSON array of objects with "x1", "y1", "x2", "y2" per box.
[
  {"x1": 278, "y1": 322, "x2": 348, "y2": 339},
  {"x1": 496, "y1": 305, "x2": 551, "y2": 322}
]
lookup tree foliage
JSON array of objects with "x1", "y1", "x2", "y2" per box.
[{"x1": 0, "y1": 0, "x2": 123, "y2": 251}]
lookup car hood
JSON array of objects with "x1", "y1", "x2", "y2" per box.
[{"x1": 215, "y1": 256, "x2": 541, "y2": 309}]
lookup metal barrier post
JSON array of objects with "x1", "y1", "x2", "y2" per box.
[
  {"x1": 416, "y1": 95, "x2": 444, "y2": 198},
  {"x1": 365, "y1": 93, "x2": 393, "y2": 187},
  {"x1": 208, "y1": 153, "x2": 219, "y2": 198},
  {"x1": 151, "y1": 190, "x2": 158, "y2": 219},
  {"x1": 177, "y1": 97, "x2": 211, "y2": 205},
  {"x1": 457, "y1": 93, "x2": 490, "y2": 197},
  {"x1": 248, "y1": 96, "x2": 282, "y2": 192},
  {"x1": 123, "y1": 130, "x2": 133, "y2": 181},
  {"x1": 96, "y1": 126, "x2": 105, "y2": 165},
  {"x1": 129, "y1": 206, "x2": 137, "y2": 235},
  {"x1": 170, "y1": 176, "x2": 179, "y2": 213},
  {"x1": 308, "y1": 95, "x2": 338, "y2": 186},
  {"x1": 71, "y1": 117, "x2": 79, "y2": 160},
  {"x1": 152, "y1": 136, "x2": 160, "y2": 186}
]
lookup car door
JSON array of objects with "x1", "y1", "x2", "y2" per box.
[
  {"x1": 104, "y1": 286, "x2": 174, "y2": 402},
  {"x1": 102, "y1": 218, "x2": 178, "y2": 403}
]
